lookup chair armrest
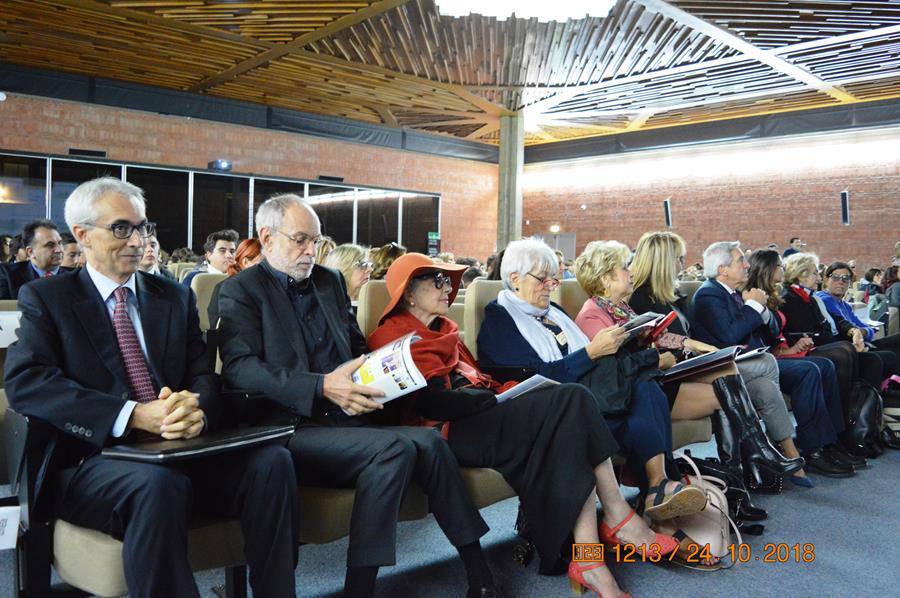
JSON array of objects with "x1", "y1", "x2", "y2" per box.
[{"x1": 479, "y1": 365, "x2": 536, "y2": 384}]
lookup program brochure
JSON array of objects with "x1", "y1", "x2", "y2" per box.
[{"x1": 344, "y1": 332, "x2": 427, "y2": 414}]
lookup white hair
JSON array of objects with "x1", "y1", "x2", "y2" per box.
[
  {"x1": 703, "y1": 241, "x2": 741, "y2": 279},
  {"x1": 64, "y1": 177, "x2": 145, "y2": 230},
  {"x1": 254, "y1": 193, "x2": 316, "y2": 234},
  {"x1": 500, "y1": 237, "x2": 559, "y2": 291}
]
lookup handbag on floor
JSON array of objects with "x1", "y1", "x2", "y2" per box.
[
  {"x1": 668, "y1": 452, "x2": 743, "y2": 570},
  {"x1": 843, "y1": 379, "x2": 885, "y2": 458}
]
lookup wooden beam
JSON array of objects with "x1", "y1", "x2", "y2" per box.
[
  {"x1": 632, "y1": 0, "x2": 857, "y2": 103},
  {"x1": 466, "y1": 121, "x2": 500, "y2": 139},
  {"x1": 405, "y1": 116, "x2": 490, "y2": 128},
  {"x1": 373, "y1": 105, "x2": 398, "y2": 126},
  {"x1": 189, "y1": 0, "x2": 411, "y2": 93}
]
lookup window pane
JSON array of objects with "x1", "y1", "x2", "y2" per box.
[
  {"x1": 126, "y1": 167, "x2": 189, "y2": 252},
  {"x1": 401, "y1": 194, "x2": 440, "y2": 254},
  {"x1": 192, "y1": 174, "x2": 250, "y2": 252},
  {"x1": 252, "y1": 179, "x2": 306, "y2": 222},
  {"x1": 0, "y1": 155, "x2": 47, "y2": 238},
  {"x1": 356, "y1": 190, "x2": 399, "y2": 248},
  {"x1": 50, "y1": 160, "x2": 122, "y2": 230},
  {"x1": 308, "y1": 184, "x2": 355, "y2": 244}
]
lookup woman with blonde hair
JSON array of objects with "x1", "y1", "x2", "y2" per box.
[
  {"x1": 370, "y1": 242, "x2": 406, "y2": 280},
  {"x1": 323, "y1": 243, "x2": 373, "y2": 303},
  {"x1": 315, "y1": 235, "x2": 336, "y2": 264}
]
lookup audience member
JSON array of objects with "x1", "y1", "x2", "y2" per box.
[
  {"x1": 370, "y1": 252, "x2": 677, "y2": 595},
  {"x1": 461, "y1": 266, "x2": 483, "y2": 288},
  {"x1": 183, "y1": 229, "x2": 238, "y2": 287},
  {"x1": 883, "y1": 265, "x2": 900, "y2": 309},
  {"x1": 454, "y1": 256, "x2": 480, "y2": 269},
  {"x1": 3, "y1": 177, "x2": 299, "y2": 597},
  {"x1": 691, "y1": 242, "x2": 850, "y2": 482},
  {"x1": 859, "y1": 268, "x2": 883, "y2": 297},
  {"x1": 747, "y1": 250, "x2": 860, "y2": 476},
  {"x1": 0, "y1": 219, "x2": 69, "y2": 299},
  {"x1": 11, "y1": 233, "x2": 28, "y2": 262},
  {"x1": 370, "y1": 242, "x2": 406, "y2": 280},
  {"x1": 316, "y1": 234, "x2": 336, "y2": 264},
  {"x1": 436, "y1": 251, "x2": 455, "y2": 264},
  {"x1": 138, "y1": 235, "x2": 176, "y2": 282},
  {"x1": 217, "y1": 195, "x2": 495, "y2": 598},
  {"x1": 554, "y1": 250, "x2": 575, "y2": 280},
  {"x1": 486, "y1": 249, "x2": 505, "y2": 281},
  {"x1": 0, "y1": 234, "x2": 13, "y2": 262},
  {"x1": 478, "y1": 239, "x2": 708, "y2": 527},
  {"x1": 208, "y1": 238, "x2": 263, "y2": 328},
  {"x1": 628, "y1": 231, "x2": 793, "y2": 511},
  {"x1": 783, "y1": 237, "x2": 804, "y2": 258},
  {"x1": 322, "y1": 243, "x2": 372, "y2": 304},
  {"x1": 59, "y1": 232, "x2": 83, "y2": 269},
  {"x1": 170, "y1": 247, "x2": 198, "y2": 263}
]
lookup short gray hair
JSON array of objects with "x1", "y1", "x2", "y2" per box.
[
  {"x1": 703, "y1": 241, "x2": 741, "y2": 279},
  {"x1": 500, "y1": 237, "x2": 558, "y2": 291},
  {"x1": 255, "y1": 193, "x2": 316, "y2": 234},
  {"x1": 64, "y1": 177, "x2": 145, "y2": 230}
]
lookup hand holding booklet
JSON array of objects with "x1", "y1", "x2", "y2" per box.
[
  {"x1": 344, "y1": 332, "x2": 427, "y2": 415},
  {"x1": 620, "y1": 311, "x2": 677, "y2": 343}
]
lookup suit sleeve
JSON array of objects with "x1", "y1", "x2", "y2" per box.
[
  {"x1": 692, "y1": 289, "x2": 763, "y2": 347},
  {"x1": 217, "y1": 278, "x2": 319, "y2": 417},
  {"x1": 477, "y1": 302, "x2": 594, "y2": 383},
  {"x1": 3, "y1": 283, "x2": 123, "y2": 448}
]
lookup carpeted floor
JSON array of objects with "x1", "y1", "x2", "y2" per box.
[{"x1": 2, "y1": 441, "x2": 898, "y2": 597}]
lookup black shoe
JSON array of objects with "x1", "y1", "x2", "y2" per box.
[
  {"x1": 882, "y1": 428, "x2": 900, "y2": 450},
  {"x1": 826, "y1": 444, "x2": 867, "y2": 469},
  {"x1": 467, "y1": 584, "x2": 502, "y2": 598},
  {"x1": 803, "y1": 448, "x2": 855, "y2": 478},
  {"x1": 737, "y1": 501, "x2": 768, "y2": 522}
]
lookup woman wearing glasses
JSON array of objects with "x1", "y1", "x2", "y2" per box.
[
  {"x1": 322, "y1": 244, "x2": 373, "y2": 306},
  {"x1": 370, "y1": 252, "x2": 681, "y2": 597}
]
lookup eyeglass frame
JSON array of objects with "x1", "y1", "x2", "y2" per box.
[
  {"x1": 273, "y1": 228, "x2": 325, "y2": 250},
  {"x1": 526, "y1": 271, "x2": 561, "y2": 289},
  {"x1": 828, "y1": 274, "x2": 853, "y2": 282},
  {"x1": 413, "y1": 271, "x2": 454, "y2": 289},
  {"x1": 354, "y1": 259, "x2": 374, "y2": 270},
  {"x1": 82, "y1": 220, "x2": 156, "y2": 240}
]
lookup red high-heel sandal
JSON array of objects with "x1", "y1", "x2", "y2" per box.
[
  {"x1": 567, "y1": 560, "x2": 631, "y2": 597},
  {"x1": 599, "y1": 509, "x2": 679, "y2": 558}
]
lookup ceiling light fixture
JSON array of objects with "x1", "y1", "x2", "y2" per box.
[
  {"x1": 208, "y1": 159, "x2": 232, "y2": 172},
  {"x1": 436, "y1": 1, "x2": 615, "y2": 22}
]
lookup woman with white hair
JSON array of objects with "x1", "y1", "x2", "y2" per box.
[
  {"x1": 322, "y1": 243, "x2": 372, "y2": 305},
  {"x1": 478, "y1": 239, "x2": 707, "y2": 541}
]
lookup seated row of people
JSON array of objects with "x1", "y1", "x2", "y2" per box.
[{"x1": 4, "y1": 176, "x2": 898, "y2": 598}]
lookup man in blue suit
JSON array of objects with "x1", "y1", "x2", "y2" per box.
[{"x1": 691, "y1": 241, "x2": 853, "y2": 480}]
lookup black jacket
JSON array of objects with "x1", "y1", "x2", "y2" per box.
[
  {"x1": 779, "y1": 286, "x2": 855, "y2": 346},
  {"x1": 628, "y1": 283, "x2": 690, "y2": 337},
  {"x1": 3, "y1": 268, "x2": 220, "y2": 513},
  {"x1": 217, "y1": 262, "x2": 367, "y2": 424},
  {"x1": 0, "y1": 261, "x2": 74, "y2": 299}
]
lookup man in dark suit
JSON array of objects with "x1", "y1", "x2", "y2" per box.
[
  {"x1": 217, "y1": 194, "x2": 495, "y2": 598},
  {"x1": 691, "y1": 241, "x2": 853, "y2": 479},
  {"x1": 4, "y1": 177, "x2": 299, "y2": 597},
  {"x1": 0, "y1": 219, "x2": 69, "y2": 299}
]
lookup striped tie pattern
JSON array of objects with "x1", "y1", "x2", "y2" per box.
[{"x1": 112, "y1": 287, "x2": 156, "y2": 403}]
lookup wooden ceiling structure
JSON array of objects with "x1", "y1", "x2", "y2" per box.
[{"x1": 1, "y1": 0, "x2": 899, "y2": 146}]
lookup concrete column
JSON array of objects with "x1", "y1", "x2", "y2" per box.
[{"x1": 497, "y1": 112, "x2": 524, "y2": 250}]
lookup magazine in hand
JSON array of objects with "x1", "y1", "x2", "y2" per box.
[
  {"x1": 735, "y1": 346, "x2": 768, "y2": 361},
  {"x1": 621, "y1": 312, "x2": 665, "y2": 341},
  {"x1": 648, "y1": 311, "x2": 679, "y2": 343},
  {"x1": 660, "y1": 346, "x2": 741, "y2": 383},
  {"x1": 495, "y1": 374, "x2": 559, "y2": 403},
  {"x1": 344, "y1": 332, "x2": 427, "y2": 415}
]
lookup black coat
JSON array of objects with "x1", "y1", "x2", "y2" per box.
[
  {"x1": 779, "y1": 287, "x2": 855, "y2": 346},
  {"x1": 0, "y1": 261, "x2": 74, "y2": 299},
  {"x1": 3, "y1": 268, "x2": 220, "y2": 514},
  {"x1": 216, "y1": 262, "x2": 367, "y2": 424},
  {"x1": 628, "y1": 283, "x2": 690, "y2": 337}
]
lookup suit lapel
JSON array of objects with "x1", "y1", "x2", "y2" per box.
[
  {"x1": 259, "y1": 266, "x2": 308, "y2": 361},
  {"x1": 135, "y1": 272, "x2": 170, "y2": 387},
  {"x1": 313, "y1": 268, "x2": 353, "y2": 362},
  {"x1": 72, "y1": 269, "x2": 129, "y2": 388}
]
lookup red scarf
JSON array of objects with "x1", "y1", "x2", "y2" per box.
[
  {"x1": 789, "y1": 284, "x2": 811, "y2": 303},
  {"x1": 368, "y1": 310, "x2": 516, "y2": 428}
]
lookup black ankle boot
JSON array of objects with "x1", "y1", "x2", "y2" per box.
[
  {"x1": 712, "y1": 375, "x2": 805, "y2": 477},
  {"x1": 710, "y1": 409, "x2": 767, "y2": 521}
]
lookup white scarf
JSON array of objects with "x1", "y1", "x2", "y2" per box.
[{"x1": 496, "y1": 289, "x2": 590, "y2": 362}]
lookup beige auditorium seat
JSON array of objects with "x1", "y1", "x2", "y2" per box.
[
  {"x1": 890, "y1": 307, "x2": 899, "y2": 336},
  {"x1": 677, "y1": 280, "x2": 703, "y2": 306},
  {"x1": 190, "y1": 272, "x2": 228, "y2": 332},
  {"x1": 179, "y1": 265, "x2": 197, "y2": 283},
  {"x1": 356, "y1": 279, "x2": 390, "y2": 338},
  {"x1": 556, "y1": 280, "x2": 589, "y2": 319},
  {"x1": 463, "y1": 279, "x2": 504, "y2": 359}
]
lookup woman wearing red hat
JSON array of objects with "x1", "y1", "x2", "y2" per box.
[{"x1": 370, "y1": 253, "x2": 680, "y2": 598}]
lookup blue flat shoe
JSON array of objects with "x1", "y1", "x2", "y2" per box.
[{"x1": 788, "y1": 474, "x2": 815, "y2": 488}]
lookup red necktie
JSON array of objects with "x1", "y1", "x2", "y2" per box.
[
  {"x1": 42, "y1": 271, "x2": 52, "y2": 278},
  {"x1": 112, "y1": 287, "x2": 156, "y2": 403}
]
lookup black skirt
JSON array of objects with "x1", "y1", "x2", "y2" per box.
[
  {"x1": 447, "y1": 383, "x2": 618, "y2": 570},
  {"x1": 661, "y1": 379, "x2": 681, "y2": 409}
]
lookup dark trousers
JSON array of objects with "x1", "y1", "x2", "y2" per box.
[
  {"x1": 289, "y1": 424, "x2": 488, "y2": 568},
  {"x1": 776, "y1": 358, "x2": 839, "y2": 450},
  {"x1": 57, "y1": 444, "x2": 299, "y2": 598},
  {"x1": 605, "y1": 379, "x2": 673, "y2": 487}
]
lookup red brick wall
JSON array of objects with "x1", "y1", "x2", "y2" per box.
[
  {"x1": 523, "y1": 127, "x2": 900, "y2": 272},
  {"x1": 0, "y1": 93, "x2": 499, "y2": 260}
]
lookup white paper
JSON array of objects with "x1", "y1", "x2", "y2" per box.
[
  {"x1": 735, "y1": 347, "x2": 768, "y2": 362},
  {"x1": 496, "y1": 374, "x2": 559, "y2": 403},
  {"x1": 0, "y1": 506, "x2": 21, "y2": 550},
  {"x1": 344, "y1": 332, "x2": 426, "y2": 415},
  {"x1": 0, "y1": 311, "x2": 22, "y2": 349}
]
